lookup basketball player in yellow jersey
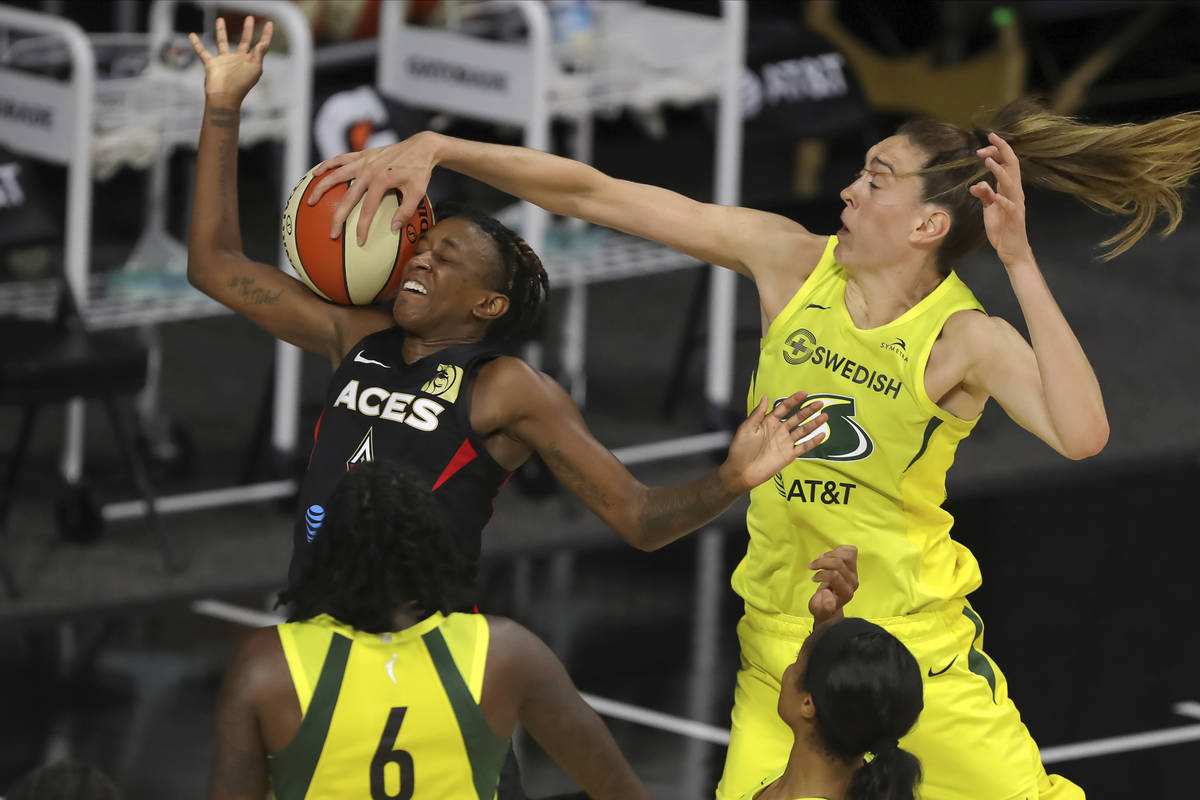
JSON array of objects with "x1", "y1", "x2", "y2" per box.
[
  {"x1": 742, "y1": 545, "x2": 924, "y2": 800},
  {"x1": 207, "y1": 459, "x2": 648, "y2": 800},
  {"x1": 314, "y1": 97, "x2": 1200, "y2": 798}
]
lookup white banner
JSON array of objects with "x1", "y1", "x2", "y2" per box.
[
  {"x1": 381, "y1": 26, "x2": 534, "y2": 127},
  {"x1": 0, "y1": 68, "x2": 76, "y2": 165}
]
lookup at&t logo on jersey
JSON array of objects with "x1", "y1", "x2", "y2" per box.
[
  {"x1": 305, "y1": 504, "x2": 325, "y2": 542},
  {"x1": 774, "y1": 473, "x2": 857, "y2": 505},
  {"x1": 777, "y1": 392, "x2": 873, "y2": 462},
  {"x1": 333, "y1": 379, "x2": 446, "y2": 431}
]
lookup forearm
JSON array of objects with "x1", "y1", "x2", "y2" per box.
[
  {"x1": 188, "y1": 94, "x2": 247, "y2": 283},
  {"x1": 1007, "y1": 255, "x2": 1109, "y2": 457},
  {"x1": 633, "y1": 466, "x2": 744, "y2": 551},
  {"x1": 431, "y1": 132, "x2": 606, "y2": 222}
]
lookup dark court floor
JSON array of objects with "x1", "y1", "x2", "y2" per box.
[{"x1": 3, "y1": 5, "x2": 1200, "y2": 795}]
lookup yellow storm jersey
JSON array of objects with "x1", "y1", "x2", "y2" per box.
[
  {"x1": 734, "y1": 236, "x2": 986, "y2": 620},
  {"x1": 270, "y1": 612, "x2": 508, "y2": 800}
]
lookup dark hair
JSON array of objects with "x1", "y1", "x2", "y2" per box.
[
  {"x1": 7, "y1": 761, "x2": 120, "y2": 800},
  {"x1": 433, "y1": 201, "x2": 550, "y2": 342},
  {"x1": 800, "y1": 618, "x2": 924, "y2": 800},
  {"x1": 277, "y1": 461, "x2": 471, "y2": 631},
  {"x1": 898, "y1": 96, "x2": 1200, "y2": 274}
]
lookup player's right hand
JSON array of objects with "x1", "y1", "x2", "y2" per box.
[
  {"x1": 188, "y1": 16, "x2": 273, "y2": 103},
  {"x1": 309, "y1": 132, "x2": 440, "y2": 246},
  {"x1": 808, "y1": 545, "x2": 858, "y2": 623}
]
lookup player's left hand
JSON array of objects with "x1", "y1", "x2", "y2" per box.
[
  {"x1": 808, "y1": 545, "x2": 858, "y2": 624},
  {"x1": 970, "y1": 132, "x2": 1034, "y2": 268},
  {"x1": 722, "y1": 393, "x2": 826, "y2": 494},
  {"x1": 188, "y1": 16, "x2": 273, "y2": 103}
]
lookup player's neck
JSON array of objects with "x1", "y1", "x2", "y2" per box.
[
  {"x1": 763, "y1": 734, "x2": 857, "y2": 800},
  {"x1": 389, "y1": 602, "x2": 429, "y2": 631},
  {"x1": 401, "y1": 330, "x2": 483, "y2": 364},
  {"x1": 842, "y1": 257, "x2": 942, "y2": 329}
]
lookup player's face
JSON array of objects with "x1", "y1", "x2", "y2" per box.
[
  {"x1": 392, "y1": 217, "x2": 505, "y2": 336},
  {"x1": 834, "y1": 135, "x2": 932, "y2": 269},
  {"x1": 777, "y1": 617, "x2": 838, "y2": 722}
]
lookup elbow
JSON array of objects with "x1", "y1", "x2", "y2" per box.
[
  {"x1": 1063, "y1": 419, "x2": 1109, "y2": 460},
  {"x1": 186, "y1": 255, "x2": 202, "y2": 289},
  {"x1": 619, "y1": 525, "x2": 658, "y2": 553}
]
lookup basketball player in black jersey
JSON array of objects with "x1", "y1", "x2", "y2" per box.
[
  {"x1": 188, "y1": 18, "x2": 827, "y2": 597},
  {"x1": 189, "y1": 20, "x2": 825, "y2": 799}
]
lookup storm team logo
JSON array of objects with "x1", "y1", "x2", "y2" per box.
[{"x1": 778, "y1": 392, "x2": 873, "y2": 462}]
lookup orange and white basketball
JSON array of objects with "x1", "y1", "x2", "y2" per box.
[{"x1": 281, "y1": 165, "x2": 434, "y2": 305}]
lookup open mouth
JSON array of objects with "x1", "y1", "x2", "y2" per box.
[{"x1": 401, "y1": 280, "x2": 428, "y2": 295}]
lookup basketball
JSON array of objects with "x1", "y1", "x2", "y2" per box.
[{"x1": 281, "y1": 164, "x2": 434, "y2": 305}]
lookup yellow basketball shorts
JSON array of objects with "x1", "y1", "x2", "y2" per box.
[{"x1": 714, "y1": 600, "x2": 1085, "y2": 800}]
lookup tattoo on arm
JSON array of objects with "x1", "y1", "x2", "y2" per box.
[
  {"x1": 542, "y1": 445, "x2": 611, "y2": 510},
  {"x1": 638, "y1": 472, "x2": 732, "y2": 545},
  {"x1": 229, "y1": 276, "x2": 282, "y2": 305},
  {"x1": 209, "y1": 106, "x2": 238, "y2": 129}
]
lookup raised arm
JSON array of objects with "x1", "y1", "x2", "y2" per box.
[
  {"x1": 308, "y1": 132, "x2": 826, "y2": 306},
  {"x1": 959, "y1": 133, "x2": 1109, "y2": 460},
  {"x1": 475, "y1": 358, "x2": 827, "y2": 551},
  {"x1": 187, "y1": 17, "x2": 390, "y2": 367},
  {"x1": 483, "y1": 617, "x2": 649, "y2": 800}
]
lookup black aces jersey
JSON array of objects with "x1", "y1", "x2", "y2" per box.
[{"x1": 290, "y1": 328, "x2": 510, "y2": 601}]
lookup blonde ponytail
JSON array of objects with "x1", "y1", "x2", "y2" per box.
[
  {"x1": 990, "y1": 98, "x2": 1200, "y2": 259},
  {"x1": 898, "y1": 98, "x2": 1200, "y2": 271}
]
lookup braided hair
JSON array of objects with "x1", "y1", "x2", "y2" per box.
[
  {"x1": 278, "y1": 460, "x2": 471, "y2": 632},
  {"x1": 433, "y1": 201, "x2": 550, "y2": 343},
  {"x1": 800, "y1": 618, "x2": 924, "y2": 800}
]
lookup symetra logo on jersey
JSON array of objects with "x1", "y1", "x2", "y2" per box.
[
  {"x1": 332, "y1": 379, "x2": 446, "y2": 431},
  {"x1": 776, "y1": 392, "x2": 874, "y2": 462},
  {"x1": 782, "y1": 328, "x2": 903, "y2": 399}
]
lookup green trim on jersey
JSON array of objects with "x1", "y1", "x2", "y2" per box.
[
  {"x1": 271, "y1": 632, "x2": 352, "y2": 800},
  {"x1": 962, "y1": 606, "x2": 998, "y2": 702},
  {"x1": 423, "y1": 627, "x2": 508, "y2": 800}
]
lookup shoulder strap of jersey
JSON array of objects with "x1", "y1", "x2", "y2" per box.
[
  {"x1": 422, "y1": 624, "x2": 509, "y2": 800},
  {"x1": 271, "y1": 631, "x2": 353, "y2": 800}
]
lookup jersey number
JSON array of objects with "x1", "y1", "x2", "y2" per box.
[{"x1": 370, "y1": 706, "x2": 415, "y2": 800}]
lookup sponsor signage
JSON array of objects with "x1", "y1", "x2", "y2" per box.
[
  {"x1": 0, "y1": 68, "x2": 75, "y2": 164},
  {"x1": 382, "y1": 26, "x2": 534, "y2": 126}
]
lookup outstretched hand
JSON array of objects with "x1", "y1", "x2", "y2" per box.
[
  {"x1": 970, "y1": 131, "x2": 1034, "y2": 267},
  {"x1": 308, "y1": 133, "x2": 440, "y2": 245},
  {"x1": 722, "y1": 393, "x2": 827, "y2": 494},
  {"x1": 188, "y1": 16, "x2": 273, "y2": 102},
  {"x1": 808, "y1": 545, "x2": 858, "y2": 624}
]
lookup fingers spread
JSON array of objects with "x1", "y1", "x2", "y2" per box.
[
  {"x1": 215, "y1": 17, "x2": 229, "y2": 54},
  {"x1": 788, "y1": 400, "x2": 824, "y2": 428},
  {"x1": 188, "y1": 33, "x2": 211, "y2": 61},
  {"x1": 768, "y1": 392, "x2": 805, "y2": 420},
  {"x1": 791, "y1": 412, "x2": 827, "y2": 443},
  {"x1": 255, "y1": 21, "x2": 273, "y2": 58},
  {"x1": 238, "y1": 15, "x2": 254, "y2": 52},
  {"x1": 332, "y1": 180, "x2": 367, "y2": 238},
  {"x1": 355, "y1": 183, "x2": 393, "y2": 246}
]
